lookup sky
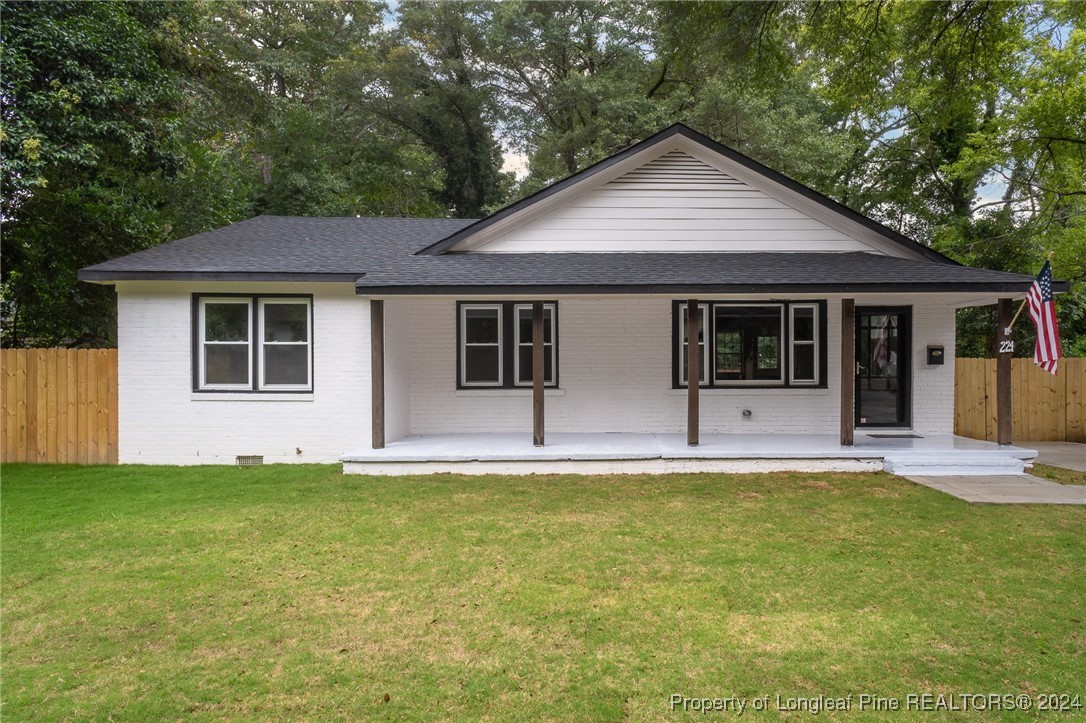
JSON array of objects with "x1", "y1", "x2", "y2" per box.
[{"x1": 501, "y1": 152, "x2": 530, "y2": 180}]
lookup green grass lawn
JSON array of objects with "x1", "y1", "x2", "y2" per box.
[
  {"x1": 1032, "y1": 463, "x2": 1086, "y2": 486},
  {"x1": 2, "y1": 465, "x2": 1083, "y2": 721}
]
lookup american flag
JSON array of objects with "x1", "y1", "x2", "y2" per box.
[{"x1": 1026, "y1": 260, "x2": 1061, "y2": 375}]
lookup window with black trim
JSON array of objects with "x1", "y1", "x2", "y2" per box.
[
  {"x1": 679, "y1": 303, "x2": 709, "y2": 387},
  {"x1": 673, "y1": 301, "x2": 826, "y2": 388},
  {"x1": 194, "y1": 295, "x2": 312, "y2": 392},
  {"x1": 460, "y1": 304, "x2": 503, "y2": 386},
  {"x1": 458, "y1": 301, "x2": 558, "y2": 389}
]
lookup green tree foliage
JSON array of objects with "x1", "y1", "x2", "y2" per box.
[
  {"x1": 656, "y1": 0, "x2": 1085, "y2": 356},
  {"x1": 0, "y1": 1, "x2": 191, "y2": 345},
  {"x1": 1, "y1": 0, "x2": 1082, "y2": 353},
  {"x1": 803, "y1": 2, "x2": 1085, "y2": 355},
  {"x1": 188, "y1": 0, "x2": 445, "y2": 218},
  {"x1": 654, "y1": 2, "x2": 852, "y2": 192},
  {"x1": 481, "y1": 0, "x2": 667, "y2": 193},
  {"x1": 363, "y1": 1, "x2": 506, "y2": 217},
  {"x1": 0, "y1": 0, "x2": 447, "y2": 344}
]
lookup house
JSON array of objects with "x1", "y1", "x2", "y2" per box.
[{"x1": 79, "y1": 124, "x2": 1058, "y2": 475}]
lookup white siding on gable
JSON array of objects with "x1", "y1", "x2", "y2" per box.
[{"x1": 473, "y1": 150, "x2": 880, "y2": 254}]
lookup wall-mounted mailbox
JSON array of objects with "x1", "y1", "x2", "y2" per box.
[{"x1": 927, "y1": 345, "x2": 945, "y2": 365}]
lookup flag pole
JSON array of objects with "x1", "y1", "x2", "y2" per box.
[
  {"x1": 1007, "y1": 300, "x2": 1027, "y2": 334},
  {"x1": 1005, "y1": 251, "x2": 1054, "y2": 333}
]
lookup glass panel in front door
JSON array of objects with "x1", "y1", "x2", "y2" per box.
[{"x1": 857, "y1": 312, "x2": 905, "y2": 425}]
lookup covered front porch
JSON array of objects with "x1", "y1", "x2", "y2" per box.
[
  {"x1": 354, "y1": 282, "x2": 1035, "y2": 476},
  {"x1": 343, "y1": 432, "x2": 1037, "y2": 476}
]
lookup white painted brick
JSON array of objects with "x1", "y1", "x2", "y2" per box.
[
  {"x1": 384, "y1": 299, "x2": 412, "y2": 441},
  {"x1": 403, "y1": 295, "x2": 956, "y2": 438},
  {"x1": 117, "y1": 283, "x2": 370, "y2": 464},
  {"x1": 116, "y1": 286, "x2": 957, "y2": 465}
]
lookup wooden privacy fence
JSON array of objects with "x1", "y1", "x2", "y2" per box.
[
  {"x1": 955, "y1": 357, "x2": 1085, "y2": 443},
  {"x1": 1, "y1": 349, "x2": 118, "y2": 464}
]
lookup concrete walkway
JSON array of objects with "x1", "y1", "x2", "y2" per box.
[
  {"x1": 1023, "y1": 441, "x2": 1086, "y2": 472},
  {"x1": 906, "y1": 474, "x2": 1086, "y2": 505}
]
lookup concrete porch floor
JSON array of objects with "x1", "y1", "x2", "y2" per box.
[
  {"x1": 341, "y1": 433, "x2": 1036, "y2": 476},
  {"x1": 1023, "y1": 441, "x2": 1086, "y2": 472}
]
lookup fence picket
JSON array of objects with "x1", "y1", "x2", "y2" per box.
[
  {"x1": 954, "y1": 357, "x2": 1083, "y2": 443},
  {"x1": 1065, "y1": 358, "x2": 1085, "y2": 443},
  {"x1": 0, "y1": 349, "x2": 118, "y2": 463}
]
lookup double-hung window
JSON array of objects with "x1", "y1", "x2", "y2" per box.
[
  {"x1": 679, "y1": 303, "x2": 710, "y2": 387},
  {"x1": 199, "y1": 298, "x2": 252, "y2": 390},
  {"x1": 195, "y1": 295, "x2": 312, "y2": 392},
  {"x1": 789, "y1": 304, "x2": 819, "y2": 385},
  {"x1": 460, "y1": 304, "x2": 504, "y2": 386},
  {"x1": 674, "y1": 301, "x2": 825, "y2": 388},
  {"x1": 514, "y1": 304, "x2": 555, "y2": 387},
  {"x1": 458, "y1": 301, "x2": 558, "y2": 389}
]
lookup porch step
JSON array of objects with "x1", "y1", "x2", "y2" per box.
[{"x1": 883, "y1": 453, "x2": 1026, "y2": 476}]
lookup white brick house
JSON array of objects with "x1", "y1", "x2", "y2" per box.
[{"x1": 80, "y1": 125, "x2": 1054, "y2": 473}]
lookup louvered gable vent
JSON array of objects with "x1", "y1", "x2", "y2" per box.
[{"x1": 607, "y1": 150, "x2": 747, "y2": 191}]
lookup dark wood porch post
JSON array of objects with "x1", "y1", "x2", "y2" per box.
[
  {"x1": 687, "y1": 299, "x2": 699, "y2": 446},
  {"x1": 532, "y1": 301, "x2": 545, "y2": 447},
  {"x1": 840, "y1": 298, "x2": 855, "y2": 447},
  {"x1": 997, "y1": 298, "x2": 1013, "y2": 446},
  {"x1": 370, "y1": 299, "x2": 385, "y2": 449}
]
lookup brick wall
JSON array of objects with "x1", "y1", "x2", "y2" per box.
[
  {"x1": 906, "y1": 297, "x2": 957, "y2": 434},
  {"x1": 117, "y1": 282, "x2": 370, "y2": 464},
  {"x1": 383, "y1": 299, "x2": 412, "y2": 442},
  {"x1": 404, "y1": 295, "x2": 956, "y2": 438},
  {"x1": 115, "y1": 285, "x2": 957, "y2": 463}
]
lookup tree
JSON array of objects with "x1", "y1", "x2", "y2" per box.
[
  {"x1": 661, "y1": 0, "x2": 1085, "y2": 356},
  {"x1": 362, "y1": 1, "x2": 506, "y2": 217},
  {"x1": 798, "y1": 1, "x2": 1085, "y2": 355},
  {"x1": 481, "y1": 0, "x2": 666, "y2": 193},
  {"x1": 0, "y1": 1, "x2": 192, "y2": 345},
  {"x1": 2, "y1": 0, "x2": 1081, "y2": 353},
  {"x1": 188, "y1": 0, "x2": 447, "y2": 218},
  {"x1": 486, "y1": 2, "x2": 851, "y2": 199},
  {"x1": 655, "y1": 2, "x2": 852, "y2": 192}
]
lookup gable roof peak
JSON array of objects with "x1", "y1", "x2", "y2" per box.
[{"x1": 418, "y1": 124, "x2": 956, "y2": 265}]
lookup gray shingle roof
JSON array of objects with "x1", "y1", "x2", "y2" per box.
[
  {"x1": 78, "y1": 216, "x2": 475, "y2": 281},
  {"x1": 354, "y1": 249, "x2": 1041, "y2": 294},
  {"x1": 79, "y1": 214, "x2": 1045, "y2": 294}
]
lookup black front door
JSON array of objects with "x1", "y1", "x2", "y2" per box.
[{"x1": 856, "y1": 308, "x2": 911, "y2": 427}]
